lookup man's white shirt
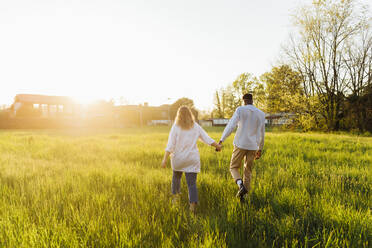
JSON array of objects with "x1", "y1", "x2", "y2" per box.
[{"x1": 220, "y1": 105, "x2": 265, "y2": 150}]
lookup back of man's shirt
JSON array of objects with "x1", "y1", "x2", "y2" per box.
[{"x1": 220, "y1": 105, "x2": 265, "y2": 150}]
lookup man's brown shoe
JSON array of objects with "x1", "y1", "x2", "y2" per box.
[{"x1": 236, "y1": 184, "x2": 248, "y2": 199}]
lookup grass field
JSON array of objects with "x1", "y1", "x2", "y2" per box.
[{"x1": 0, "y1": 127, "x2": 370, "y2": 247}]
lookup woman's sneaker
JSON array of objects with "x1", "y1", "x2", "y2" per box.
[
  {"x1": 190, "y1": 203, "x2": 197, "y2": 214},
  {"x1": 172, "y1": 194, "x2": 180, "y2": 206}
]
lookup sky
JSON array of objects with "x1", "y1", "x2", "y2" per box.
[{"x1": 0, "y1": 0, "x2": 365, "y2": 110}]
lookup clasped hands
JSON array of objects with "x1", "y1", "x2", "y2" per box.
[
  {"x1": 214, "y1": 141, "x2": 222, "y2": 152},
  {"x1": 213, "y1": 140, "x2": 223, "y2": 152}
]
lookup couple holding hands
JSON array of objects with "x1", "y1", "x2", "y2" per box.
[{"x1": 161, "y1": 93, "x2": 265, "y2": 212}]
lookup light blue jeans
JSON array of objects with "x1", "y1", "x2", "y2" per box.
[{"x1": 171, "y1": 171, "x2": 198, "y2": 203}]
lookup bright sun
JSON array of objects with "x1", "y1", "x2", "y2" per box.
[{"x1": 72, "y1": 95, "x2": 99, "y2": 105}]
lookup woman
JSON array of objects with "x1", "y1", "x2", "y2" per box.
[{"x1": 161, "y1": 106, "x2": 221, "y2": 213}]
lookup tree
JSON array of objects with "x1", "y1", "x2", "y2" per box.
[
  {"x1": 213, "y1": 73, "x2": 266, "y2": 118},
  {"x1": 261, "y1": 65, "x2": 304, "y2": 114},
  {"x1": 212, "y1": 90, "x2": 227, "y2": 118},
  {"x1": 198, "y1": 109, "x2": 212, "y2": 120},
  {"x1": 343, "y1": 27, "x2": 372, "y2": 131},
  {"x1": 283, "y1": 0, "x2": 371, "y2": 131},
  {"x1": 170, "y1": 98, "x2": 199, "y2": 120}
]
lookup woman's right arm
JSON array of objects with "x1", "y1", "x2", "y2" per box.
[
  {"x1": 162, "y1": 125, "x2": 177, "y2": 168},
  {"x1": 197, "y1": 123, "x2": 221, "y2": 151},
  {"x1": 161, "y1": 151, "x2": 170, "y2": 168}
]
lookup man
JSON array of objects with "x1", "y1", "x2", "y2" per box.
[{"x1": 219, "y1": 93, "x2": 265, "y2": 202}]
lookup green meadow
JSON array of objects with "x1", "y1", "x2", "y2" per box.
[{"x1": 0, "y1": 127, "x2": 370, "y2": 247}]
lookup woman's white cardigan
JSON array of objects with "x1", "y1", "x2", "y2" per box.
[{"x1": 165, "y1": 123, "x2": 215, "y2": 173}]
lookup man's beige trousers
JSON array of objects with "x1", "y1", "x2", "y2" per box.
[{"x1": 230, "y1": 146, "x2": 256, "y2": 191}]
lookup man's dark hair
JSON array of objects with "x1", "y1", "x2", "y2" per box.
[{"x1": 242, "y1": 93, "x2": 253, "y2": 102}]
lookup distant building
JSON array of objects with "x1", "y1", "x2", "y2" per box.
[
  {"x1": 148, "y1": 120, "x2": 172, "y2": 126},
  {"x1": 210, "y1": 118, "x2": 229, "y2": 126},
  {"x1": 199, "y1": 120, "x2": 213, "y2": 127},
  {"x1": 205, "y1": 114, "x2": 295, "y2": 127},
  {"x1": 11, "y1": 94, "x2": 80, "y2": 118},
  {"x1": 265, "y1": 113, "x2": 296, "y2": 126}
]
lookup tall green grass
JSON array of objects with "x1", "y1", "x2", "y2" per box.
[{"x1": 0, "y1": 127, "x2": 370, "y2": 247}]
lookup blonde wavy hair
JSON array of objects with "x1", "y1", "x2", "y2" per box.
[{"x1": 175, "y1": 106, "x2": 195, "y2": 130}]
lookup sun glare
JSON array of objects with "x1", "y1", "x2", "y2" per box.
[{"x1": 72, "y1": 95, "x2": 99, "y2": 105}]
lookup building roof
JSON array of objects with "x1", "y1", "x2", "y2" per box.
[{"x1": 15, "y1": 94, "x2": 75, "y2": 105}]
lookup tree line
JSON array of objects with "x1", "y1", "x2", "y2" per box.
[{"x1": 213, "y1": 0, "x2": 371, "y2": 132}]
